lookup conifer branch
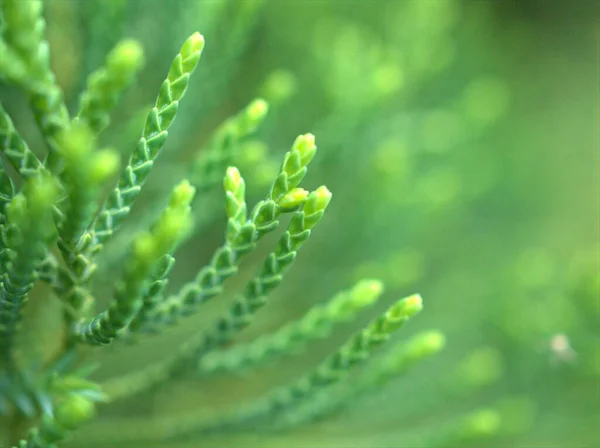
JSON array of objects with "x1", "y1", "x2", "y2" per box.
[
  {"x1": 0, "y1": 5, "x2": 464, "y2": 443},
  {"x1": 54, "y1": 124, "x2": 119, "y2": 330},
  {"x1": 149, "y1": 133, "x2": 318, "y2": 327},
  {"x1": 94, "y1": 294, "x2": 424, "y2": 440},
  {"x1": 196, "y1": 186, "x2": 331, "y2": 355},
  {"x1": 92, "y1": 33, "x2": 204, "y2": 248},
  {"x1": 190, "y1": 98, "x2": 269, "y2": 192},
  {"x1": 0, "y1": 102, "x2": 46, "y2": 179},
  {"x1": 199, "y1": 279, "x2": 383, "y2": 374},
  {"x1": 111, "y1": 186, "x2": 331, "y2": 392},
  {"x1": 0, "y1": 158, "x2": 15, "y2": 287},
  {"x1": 56, "y1": 124, "x2": 119, "y2": 248},
  {"x1": 52, "y1": 33, "x2": 202, "y2": 335},
  {"x1": 73, "y1": 181, "x2": 195, "y2": 345},
  {"x1": 101, "y1": 137, "x2": 321, "y2": 399},
  {"x1": 0, "y1": 176, "x2": 58, "y2": 367},
  {"x1": 276, "y1": 330, "x2": 445, "y2": 429},
  {"x1": 197, "y1": 294, "x2": 424, "y2": 432},
  {"x1": 0, "y1": 160, "x2": 14, "y2": 206},
  {"x1": 95, "y1": 98, "x2": 270, "y2": 277},
  {"x1": 126, "y1": 254, "x2": 175, "y2": 335},
  {"x1": 75, "y1": 39, "x2": 145, "y2": 135},
  {"x1": 0, "y1": 109, "x2": 69, "y2": 301},
  {"x1": 0, "y1": 0, "x2": 70, "y2": 173}
]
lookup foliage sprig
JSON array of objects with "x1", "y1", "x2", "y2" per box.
[
  {"x1": 0, "y1": 175, "x2": 57, "y2": 367},
  {"x1": 0, "y1": 6, "x2": 442, "y2": 445},
  {"x1": 199, "y1": 278, "x2": 384, "y2": 373},
  {"x1": 74, "y1": 181, "x2": 195, "y2": 345}
]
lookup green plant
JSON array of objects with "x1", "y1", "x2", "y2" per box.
[{"x1": 0, "y1": 2, "x2": 443, "y2": 446}]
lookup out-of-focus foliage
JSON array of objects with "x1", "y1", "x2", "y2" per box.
[{"x1": 0, "y1": 0, "x2": 598, "y2": 447}]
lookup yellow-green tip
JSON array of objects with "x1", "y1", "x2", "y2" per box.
[
  {"x1": 293, "y1": 133, "x2": 317, "y2": 165},
  {"x1": 187, "y1": 32, "x2": 205, "y2": 53},
  {"x1": 305, "y1": 185, "x2": 332, "y2": 214},
  {"x1": 247, "y1": 98, "x2": 269, "y2": 122},
  {"x1": 145, "y1": 209, "x2": 191, "y2": 258},
  {"x1": 170, "y1": 179, "x2": 196, "y2": 208},
  {"x1": 301, "y1": 133, "x2": 315, "y2": 148},
  {"x1": 110, "y1": 39, "x2": 145, "y2": 72},
  {"x1": 395, "y1": 294, "x2": 423, "y2": 318},
  {"x1": 350, "y1": 279, "x2": 384, "y2": 307},
  {"x1": 224, "y1": 166, "x2": 244, "y2": 193},
  {"x1": 279, "y1": 187, "x2": 309, "y2": 209}
]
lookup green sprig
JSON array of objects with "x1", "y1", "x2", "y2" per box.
[
  {"x1": 92, "y1": 33, "x2": 204, "y2": 247},
  {"x1": 200, "y1": 294, "x2": 424, "y2": 431},
  {"x1": 93, "y1": 98, "x2": 270, "y2": 274},
  {"x1": 1, "y1": 0, "x2": 70, "y2": 172},
  {"x1": 98, "y1": 293, "x2": 424, "y2": 439},
  {"x1": 56, "y1": 123, "x2": 119, "y2": 247},
  {"x1": 0, "y1": 102, "x2": 46, "y2": 179},
  {"x1": 190, "y1": 185, "x2": 332, "y2": 364},
  {"x1": 276, "y1": 330, "x2": 445, "y2": 428},
  {"x1": 54, "y1": 124, "x2": 119, "y2": 327},
  {"x1": 152, "y1": 133, "x2": 319, "y2": 325},
  {"x1": 199, "y1": 279, "x2": 383, "y2": 374},
  {"x1": 191, "y1": 98, "x2": 269, "y2": 192},
  {"x1": 126, "y1": 254, "x2": 176, "y2": 336},
  {"x1": 74, "y1": 181, "x2": 195, "y2": 345},
  {"x1": 100, "y1": 135, "x2": 322, "y2": 400},
  {"x1": 0, "y1": 175, "x2": 58, "y2": 365},
  {"x1": 0, "y1": 158, "x2": 15, "y2": 213},
  {"x1": 76, "y1": 39, "x2": 145, "y2": 134}
]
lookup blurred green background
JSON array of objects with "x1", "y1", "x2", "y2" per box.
[{"x1": 2, "y1": 0, "x2": 599, "y2": 446}]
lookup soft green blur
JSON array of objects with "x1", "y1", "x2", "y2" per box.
[{"x1": 2, "y1": 0, "x2": 598, "y2": 447}]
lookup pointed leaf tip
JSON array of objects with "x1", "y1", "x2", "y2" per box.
[
  {"x1": 171, "y1": 179, "x2": 196, "y2": 208},
  {"x1": 188, "y1": 32, "x2": 205, "y2": 52},
  {"x1": 304, "y1": 186, "x2": 332, "y2": 215},
  {"x1": 292, "y1": 133, "x2": 317, "y2": 166},
  {"x1": 224, "y1": 167, "x2": 244, "y2": 193},
  {"x1": 279, "y1": 187, "x2": 309, "y2": 209},
  {"x1": 403, "y1": 294, "x2": 423, "y2": 316},
  {"x1": 248, "y1": 98, "x2": 269, "y2": 121},
  {"x1": 352, "y1": 279, "x2": 384, "y2": 306},
  {"x1": 111, "y1": 39, "x2": 145, "y2": 71},
  {"x1": 390, "y1": 294, "x2": 423, "y2": 320}
]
